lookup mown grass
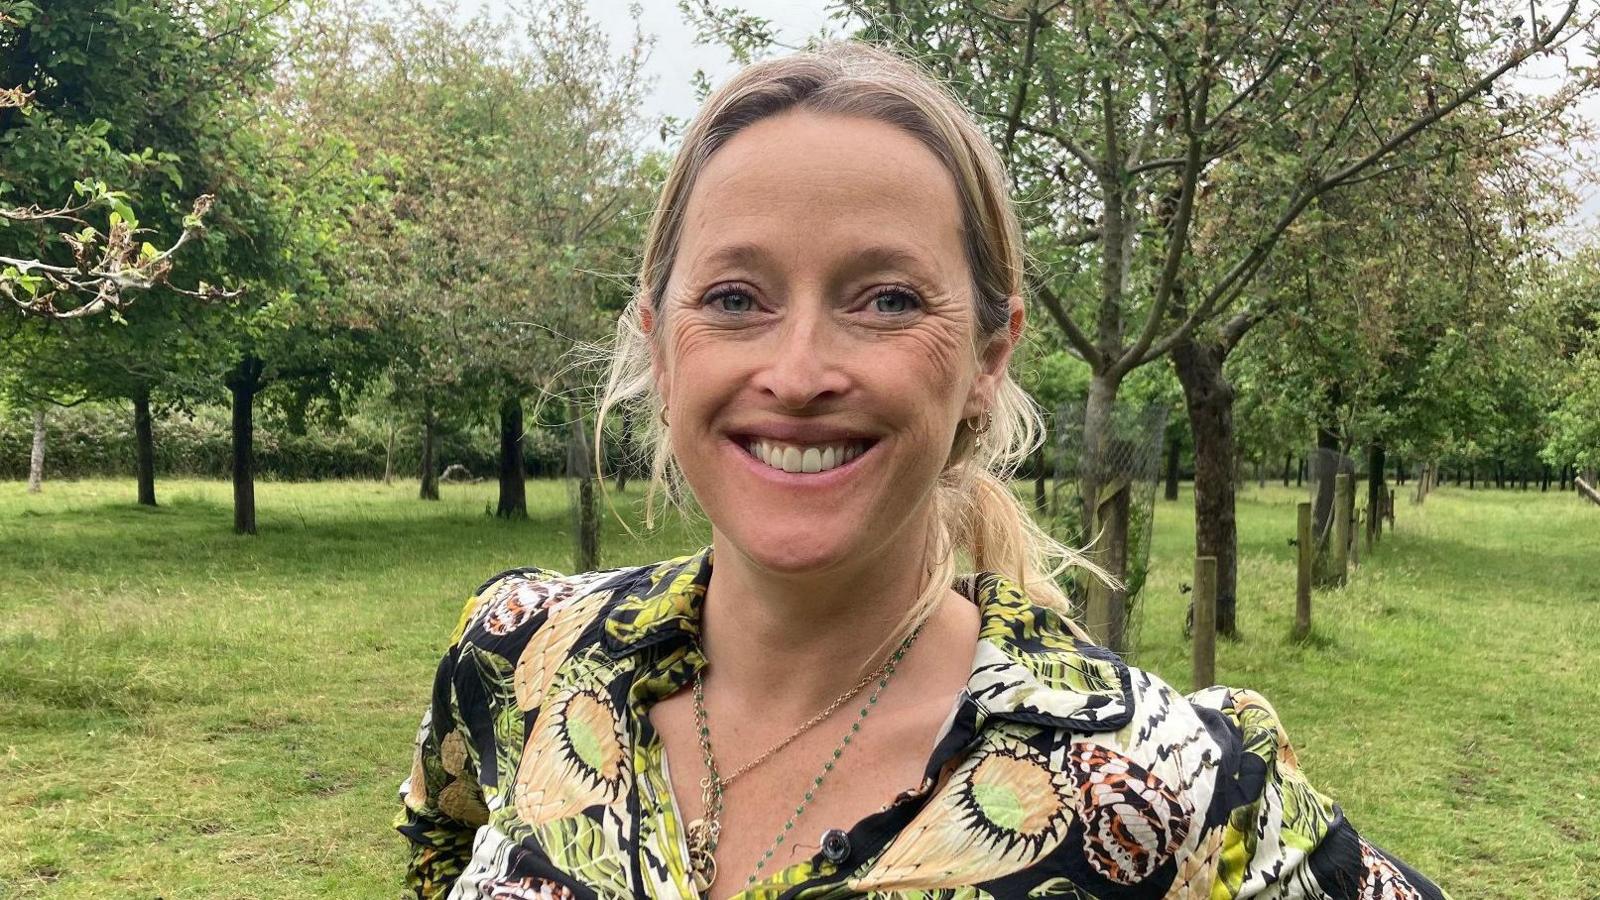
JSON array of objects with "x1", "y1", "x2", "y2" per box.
[{"x1": 0, "y1": 477, "x2": 1595, "y2": 898}]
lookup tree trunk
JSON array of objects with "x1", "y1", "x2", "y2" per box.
[
  {"x1": 497, "y1": 395, "x2": 527, "y2": 519},
  {"x1": 1170, "y1": 337, "x2": 1240, "y2": 638},
  {"x1": 1034, "y1": 442, "x2": 1048, "y2": 510},
  {"x1": 1365, "y1": 442, "x2": 1385, "y2": 546},
  {"x1": 419, "y1": 407, "x2": 439, "y2": 501},
  {"x1": 1310, "y1": 421, "x2": 1341, "y2": 581},
  {"x1": 134, "y1": 386, "x2": 156, "y2": 506},
  {"x1": 1163, "y1": 432, "x2": 1180, "y2": 501},
  {"x1": 614, "y1": 410, "x2": 632, "y2": 494},
  {"x1": 1297, "y1": 457, "x2": 1305, "y2": 487},
  {"x1": 227, "y1": 357, "x2": 263, "y2": 535},
  {"x1": 572, "y1": 410, "x2": 600, "y2": 571},
  {"x1": 1078, "y1": 371, "x2": 1131, "y2": 653},
  {"x1": 27, "y1": 406, "x2": 44, "y2": 493},
  {"x1": 1281, "y1": 452, "x2": 1293, "y2": 487},
  {"x1": 383, "y1": 419, "x2": 398, "y2": 487}
]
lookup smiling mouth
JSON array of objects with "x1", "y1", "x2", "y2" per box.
[{"x1": 738, "y1": 437, "x2": 876, "y2": 474}]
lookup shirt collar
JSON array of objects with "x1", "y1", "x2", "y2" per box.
[{"x1": 599, "y1": 544, "x2": 1133, "y2": 734}]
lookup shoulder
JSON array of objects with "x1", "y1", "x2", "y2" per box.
[
  {"x1": 1105, "y1": 671, "x2": 1421, "y2": 897},
  {"x1": 1105, "y1": 668, "x2": 1320, "y2": 824},
  {"x1": 448, "y1": 562, "x2": 639, "y2": 655},
  {"x1": 1038, "y1": 664, "x2": 1340, "y2": 892}
]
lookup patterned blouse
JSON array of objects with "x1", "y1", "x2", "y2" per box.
[{"x1": 396, "y1": 546, "x2": 1452, "y2": 900}]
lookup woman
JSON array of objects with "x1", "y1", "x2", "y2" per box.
[{"x1": 397, "y1": 42, "x2": 1451, "y2": 900}]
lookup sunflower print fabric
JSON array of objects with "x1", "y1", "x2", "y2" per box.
[{"x1": 396, "y1": 546, "x2": 1452, "y2": 900}]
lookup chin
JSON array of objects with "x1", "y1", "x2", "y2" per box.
[{"x1": 723, "y1": 521, "x2": 864, "y2": 576}]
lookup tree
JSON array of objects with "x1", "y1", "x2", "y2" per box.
[
  {"x1": 1541, "y1": 247, "x2": 1600, "y2": 479},
  {"x1": 287, "y1": 0, "x2": 654, "y2": 522},
  {"x1": 0, "y1": 0, "x2": 290, "y2": 508},
  {"x1": 1232, "y1": 145, "x2": 1555, "y2": 562}
]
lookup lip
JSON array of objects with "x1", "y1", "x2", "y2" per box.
[{"x1": 724, "y1": 435, "x2": 877, "y2": 486}]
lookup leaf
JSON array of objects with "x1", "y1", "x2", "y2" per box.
[{"x1": 108, "y1": 198, "x2": 138, "y2": 229}]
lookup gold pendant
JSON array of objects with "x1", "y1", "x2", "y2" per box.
[{"x1": 686, "y1": 818, "x2": 719, "y2": 892}]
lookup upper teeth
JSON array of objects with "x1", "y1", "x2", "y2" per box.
[{"x1": 748, "y1": 439, "x2": 867, "y2": 474}]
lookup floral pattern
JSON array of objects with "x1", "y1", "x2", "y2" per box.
[{"x1": 397, "y1": 546, "x2": 1452, "y2": 900}]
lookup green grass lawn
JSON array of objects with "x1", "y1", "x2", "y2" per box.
[{"x1": 1, "y1": 477, "x2": 1596, "y2": 898}]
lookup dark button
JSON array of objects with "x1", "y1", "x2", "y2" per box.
[{"x1": 819, "y1": 828, "x2": 851, "y2": 864}]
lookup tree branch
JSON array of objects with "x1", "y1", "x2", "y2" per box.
[
  {"x1": 1001, "y1": 5, "x2": 1045, "y2": 159},
  {"x1": 1030, "y1": 277, "x2": 1104, "y2": 367}
]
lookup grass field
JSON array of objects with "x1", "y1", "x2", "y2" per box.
[{"x1": 1, "y1": 477, "x2": 1596, "y2": 898}]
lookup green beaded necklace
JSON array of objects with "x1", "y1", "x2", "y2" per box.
[{"x1": 686, "y1": 623, "x2": 924, "y2": 895}]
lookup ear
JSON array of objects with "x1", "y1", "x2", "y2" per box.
[
  {"x1": 964, "y1": 295, "x2": 1024, "y2": 418},
  {"x1": 639, "y1": 298, "x2": 671, "y2": 409},
  {"x1": 638, "y1": 298, "x2": 655, "y2": 336}
]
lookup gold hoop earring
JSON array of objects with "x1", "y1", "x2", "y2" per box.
[{"x1": 658, "y1": 406, "x2": 669, "y2": 428}]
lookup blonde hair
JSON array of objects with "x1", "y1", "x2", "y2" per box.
[{"x1": 594, "y1": 40, "x2": 1108, "y2": 649}]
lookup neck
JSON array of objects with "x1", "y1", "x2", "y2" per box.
[{"x1": 700, "y1": 521, "x2": 940, "y2": 717}]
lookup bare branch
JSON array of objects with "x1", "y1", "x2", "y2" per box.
[
  {"x1": 1001, "y1": 6, "x2": 1045, "y2": 159},
  {"x1": 1, "y1": 194, "x2": 240, "y2": 320},
  {"x1": 1321, "y1": 1, "x2": 1584, "y2": 191},
  {"x1": 1030, "y1": 277, "x2": 1104, "y2": 368},
  {"x1": 988, "y1": 113, "x2": 1103, "y2": 174}
]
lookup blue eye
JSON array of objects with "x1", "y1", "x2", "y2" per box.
[
  {"x1": 706, "y1": 289, "x2": 755, "y2": 313},
  {"x1": 872, "y1": 289, "x2": 921, "y2": 314}
]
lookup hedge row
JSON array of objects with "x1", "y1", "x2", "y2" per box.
[{"x1": 0, "y1": 404, "x2": 572, "y2": 481}]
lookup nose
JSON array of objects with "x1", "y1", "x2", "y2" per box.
[{"x1": 748, "y1": 299, "x2": 851, "y2": 410}]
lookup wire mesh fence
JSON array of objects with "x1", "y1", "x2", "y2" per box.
[
  {"x1": 1048, "y1": 400, "x2": 1168, "y2": 657},
  {"x1": 565, "y1": 413, "x2": 600, "y2": 572}
]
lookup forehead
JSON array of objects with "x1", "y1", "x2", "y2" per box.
[{"x1": 677, "y1": 110, "x2": 965, "y2": 273}]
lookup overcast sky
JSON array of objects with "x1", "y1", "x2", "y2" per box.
[{"x1": 584, "y1": 0, "x2": 840, "y2": 143}]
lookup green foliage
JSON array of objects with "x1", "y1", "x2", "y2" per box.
[
  {"x1": 0, "y1": 0, "x2": 375, "y2": 433},
  {"x1": 285, "y1": 0, "x2": 656, "y2": 436},
  {"x1": 1543, "y1": 336, "x2": 1600, "y2": 470},
  {"x1": 1539, "y1": 248, "x2": 1600, "y2": 470}
]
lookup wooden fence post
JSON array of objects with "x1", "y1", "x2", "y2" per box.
[
  {"x1": 1577, "y1": 476, "x2": 1600, "y2": 507},
  {"x1": 1332, "y1": 473, "x2": 1352, "y2": 586},
  {"x1": 1192, "y1": 556, "x2": 1217, "y2": 690},
  {"x1": 1293, "y1": 502, "x2": 1312, "y2": 640}
]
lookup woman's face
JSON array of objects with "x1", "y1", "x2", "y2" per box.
[{"x1": 649, "y1": 110, "x2": 1021, "y2": 576}]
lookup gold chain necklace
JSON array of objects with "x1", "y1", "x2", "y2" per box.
[
  {"x1": 684, "y1": 624, "x2": 924, "y2": 894},
  {"x1": 717, "y1": 649, "x2": 897, "y2": 786}
]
